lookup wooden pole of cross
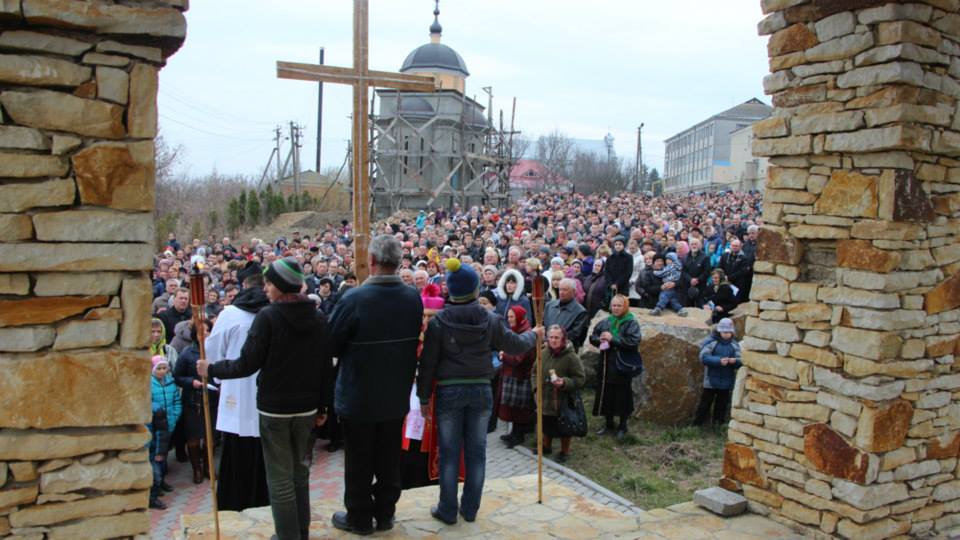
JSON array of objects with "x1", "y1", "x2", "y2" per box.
[{"x1": 276, "y1": 0, "x2": 437, "y2": 282}]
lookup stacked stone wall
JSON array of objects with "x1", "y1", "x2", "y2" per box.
[
  {"x1": 724, "y1": 1, "x2": 960, "y2": 538},
  {"x1": 0, "y1": 1, "x2": 185, "y2": 538}
]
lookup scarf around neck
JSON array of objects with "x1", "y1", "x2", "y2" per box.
[{"x1": 607, "y1": 311, "x2": 635, "y2": 340}]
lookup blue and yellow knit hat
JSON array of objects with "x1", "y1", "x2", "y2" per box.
[{"x1": 444, "y1": 258, "x2": 479, "y2": 303}]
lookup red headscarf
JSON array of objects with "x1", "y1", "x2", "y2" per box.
[{"x1": 509, "y1": 305, "x2": 529, "y2": 334}]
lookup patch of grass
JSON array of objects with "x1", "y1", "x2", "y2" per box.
[{"x1": 542, "y1": 388, "x2": 727, "y2": 510}]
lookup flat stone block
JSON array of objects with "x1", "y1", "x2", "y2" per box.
[{"x1": 694, "y1": 487, "x2": 748, "y2": 516}]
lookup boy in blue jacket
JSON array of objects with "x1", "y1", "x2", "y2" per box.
[
  {"x1": 149, "y1": 355, "x2": 182, "y2": 509},
  {"x1": 693, "y1": 318, "x2": 741, "y2": 427}
]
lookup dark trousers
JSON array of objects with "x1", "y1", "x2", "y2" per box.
[
  {"x1": 260, "y1": 414, "x2": 314, "y2": 540},
  {"x1": 341, "y1": 418, "x2": 404, "y2": 527},
  {"x1": 693, "y1": 388, "x2": 731, "y2": 426}
]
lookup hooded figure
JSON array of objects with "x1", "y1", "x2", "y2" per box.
[{"x1": 493, "y1": 268, "x2": 531, "y2": 320}]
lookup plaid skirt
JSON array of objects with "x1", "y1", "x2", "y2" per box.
[{"x1": 500, "y1": 375, "x2": 534, "y2": 409}]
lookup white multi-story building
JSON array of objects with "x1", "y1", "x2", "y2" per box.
[{"x1": 663, "y1": 98, "x2": 772, "y2": 193}]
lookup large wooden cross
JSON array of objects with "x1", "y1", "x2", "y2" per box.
[{"x1": 277, "y1": 0, "x2": 437, "y2": 282}]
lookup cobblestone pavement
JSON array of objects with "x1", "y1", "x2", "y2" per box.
[{"x1": 157, "y1": 422, "x2": 637, "y2": 539}]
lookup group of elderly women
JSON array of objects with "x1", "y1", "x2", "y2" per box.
[{"x1": 493, "y1": 294, "x2": 641, "y2": 463}]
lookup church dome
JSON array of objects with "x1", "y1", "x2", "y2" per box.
[{"x1": 400, "y1": 42, "x2": 469, "y2": 77}]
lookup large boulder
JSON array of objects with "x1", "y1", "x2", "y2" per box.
[{"x1": 583, "y1": 307, "x2": 714, "y2": 425}]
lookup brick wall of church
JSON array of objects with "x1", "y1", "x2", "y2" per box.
[
  {"x1": 724, "y1": 1, "x2": 960, "y2": 538},
  {"x1": 0, "y1": 1, "x2": 186, "y2": 537}
]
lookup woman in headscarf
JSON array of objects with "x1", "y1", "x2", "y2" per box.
[
  {"x1": 590, "y1": 295, "x2": 641, "y2": 440},
  {"x1": 497, "y1": 305, "x2": 535, "y2": 448},
  {"x1": 150, "y1": 318, "x2": 179, "y2": 371},
  {"x1": 534, "y1": 325, "x2": 585, "y2": 463},
  {"x1": 583, "y1": 258, "x2": 608, "y2": 322}
]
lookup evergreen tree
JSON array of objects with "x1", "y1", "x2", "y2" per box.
[
  {"x1": 226, "y1": 199, "x2": 241, "y2": 234},
  {"x1": 238, "y1": 190, "x2": 248, "y2": 225},
  {"x1": 207, "y1": 209, "x2": 219, "y2": 235},
  {"x1": 260, "y1": 186, "x2": 273, "y2": 223},
  {"x1": 288, "y1": 193, "x2": 298, "y2": 212},
  {"x1": 246, "y1": 189, "x2": 261, "y2": 225}
]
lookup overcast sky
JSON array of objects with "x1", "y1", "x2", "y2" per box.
[{"x1": 158, "y1": 0, "x2": 769, "y2": 179}]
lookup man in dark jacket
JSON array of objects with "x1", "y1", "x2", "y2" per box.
[
  {"x1": 543, "y1": 278, "x2": 589, "y2": 350},
  {"x1": 198, "y1": 257, "x2": 333, "y2": 540},
  {"x1": 720, "y1": 239, "x2": 753, "y2": 303},
  {"x1": 418, "y1": 259, "x2": 542, "y2": 525},
  {"x1": 604, "y1": 236, "x2": 633, "y2": 295},
  {"x1": 681, "y1": 237, "x2": 711, "y2": 308},
  {"x1": 328, "y1": 235, "x2": 424, "y2": 535},
  {"x1": 635, "y1": 257, "x2": 664, "y2": 309},
  {"x1": 158, "y1": 288, "x2": 191, "y2": 344}
]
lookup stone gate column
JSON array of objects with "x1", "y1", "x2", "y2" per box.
[
  {"x1": 0, "y1": 1, "x2": 186, "y2": 537},
  {"x1": 724, "y1": 1, "x2": 960, "y2": 538}
]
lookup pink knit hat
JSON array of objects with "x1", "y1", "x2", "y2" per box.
[
  {"x1": 421, "y1": 283, "x2": 445, "y2": 311},
  {"x1": 151, "y1": 355, "x2": 168, "y2": 374}
]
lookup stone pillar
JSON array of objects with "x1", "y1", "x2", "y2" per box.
[
  {"x1": 723, "y1": 1, "x2": 960, "y2": 538},
  {"x1": 0, "y1": 1, "x2": 185, "y2": 537}
]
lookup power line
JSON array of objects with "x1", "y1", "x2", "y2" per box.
[
  {"x1": 158, "y1": 113, "x2": 273, "y2": 141},
  {"x1": 159, "y1": 84, "x2": 278, "y2": 126}
]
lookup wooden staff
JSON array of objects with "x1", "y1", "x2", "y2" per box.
[
  {"x1": 189, "y1": 264, "x2": 220, "y2": 539},
  {"x1": 531, "y1": 265, "x2": 546, "y2": 504}
]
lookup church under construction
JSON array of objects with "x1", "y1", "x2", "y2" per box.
[{"x1": 370, "y1": 3, "x2": 516, "y2": 217}]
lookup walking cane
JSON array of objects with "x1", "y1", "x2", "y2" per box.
[
  {"x1": 531, "y1": 265, "x2": 546, "y2": 504},
  {"x1": 189, "y1": 264, "x2": 220, "y2": 539}
]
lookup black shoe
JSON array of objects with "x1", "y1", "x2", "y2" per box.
[
  {"x1": 375, "y1": 516, "x2": 395, "y2": 532},
  {"x1": 595, "y1": 426, "x2": 614, "y2": 436},
  {"x1": 324, "y1": 441, "x2": 342, "y2": 452},
  {"x1": 431, "y1": 505, "x2": 457, "y2": 525},
  {"x1": 331, "y1": 511, "x2": 373, "y2": 536},
  {"x1": 149, "y1": 498, "x2": 167, "y2": 510},
  {"x1": 556, "y1": 452, "x2": 569, "y2": 464},
  {"x1": 542, "y1": 447, "x2": 553, "y2": 456},
  {"x1": 160, "y1": 481, "x2": 174, "y2": 493},
  {"x1": 459, "y1": 510, "x2": 476, "y2": 523},
  {"x1": 499, "y1": 433, "x2": 512, "y2": 442},
  {"x1": 504, "y1": 434, "x2": 524, "y2": 449}
]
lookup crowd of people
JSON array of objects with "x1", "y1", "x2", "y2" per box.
[{"x1": 146, "y1": 190, "x2": 759, "y2": 537}]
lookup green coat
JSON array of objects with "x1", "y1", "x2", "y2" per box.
[{"x1": 534, "y1": 343, "x2": 586, "y2": 417}]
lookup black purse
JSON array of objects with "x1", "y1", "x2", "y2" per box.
[
  {"x1": 557, "y1": 390, "x2": 588, "y2": 438},
  {"x1": 613, "y1": 348, "x2": 643, "y2": 378}
]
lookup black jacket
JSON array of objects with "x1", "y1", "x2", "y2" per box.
[
  {"x1": 721, "y1": 251, "x2": 753, "y2": 291},
  {"x1": 604, "y1": 250, "x2": 634, "y2": 293},
  {"x1": 590, "y1": 316, "x2": 642, "y2": 386},
  {"x1": 703, "y1": 283, "x2": 739, "y2": 320},
  {"x1": 208, "y1": 297, "x2": 333, "y2": 416},
  {"x1": 682, "y1": 250, "x2": 711, "y2": 296},
  {"x1": 329, "y1": 276, "x2": 423, "y2": 421},
  {"x1": 418, "y1": 302, "x2": 537, "y2": 404},
  {"x1": 158, "y1": 306, "x2": 191, "y2": 347},
  {"x1": 634, "y1": 267, "x2": 663, "y2": 309}
]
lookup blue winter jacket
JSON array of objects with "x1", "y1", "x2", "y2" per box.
[
  {"x1": 149, "y1": 374, "x2": 182, "y2": 455},
  {"x1": 699, "y1": 332, "x2": 742, "y2": 390}
]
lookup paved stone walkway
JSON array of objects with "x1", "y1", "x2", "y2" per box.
[
  {"x1": 177, "y1": 475, "x2": 806, "y2": 540},
  {"x1": 153, "y1": 422, "x2": 638, "y2": 538}
]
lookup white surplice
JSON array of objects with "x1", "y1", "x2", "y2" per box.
[{"x1": 205, "y1": 305, "x2": 260, "y2": 437}]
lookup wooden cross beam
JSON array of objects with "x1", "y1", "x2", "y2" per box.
[{"x1": 277, "y1": 0, "x2": 437, "y2": 282}]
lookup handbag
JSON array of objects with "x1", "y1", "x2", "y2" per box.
[
  {"x1": 613, "y1": 348, "x2": 643, "y2": 378},
  {"x1": 557, "y1": 390, "x2": 588, "y2": 438}
]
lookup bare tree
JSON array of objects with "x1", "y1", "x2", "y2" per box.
[
  {"x1": 569, "y1": 151, "x2": 630, "y2": 194},
  {"x1": 535, "y1": 130, "x2": 574, "y2": 187},
  {"x1": 510, "y1": 135, "x2": 531, "y2": 162}
]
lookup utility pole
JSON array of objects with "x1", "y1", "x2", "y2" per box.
[
  {"x1": 274, "y1": 126, "x2": 283, "y2": 181},
  {"x1": 316, "y1": 47, "x2": 325, "y2": 173},
  {"x1": 290, "y1": 121, "x2": 303, "y2": 209},
  {"x1": 636, "y1": 123, "x2": 644, "y2": 192}
]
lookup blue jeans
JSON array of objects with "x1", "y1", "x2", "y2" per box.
[
  {"x1": 435, "y1": 384, "x2": 492, "y2": 522},
  {"x1": 656, "y1": 289, "x2": 684, "y2": 311}
]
